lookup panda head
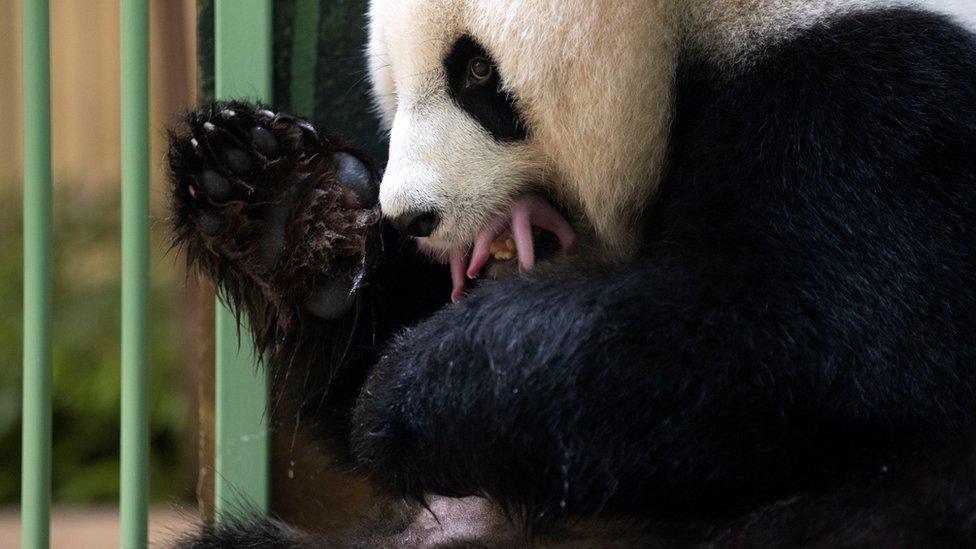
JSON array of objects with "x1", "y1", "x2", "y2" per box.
[
  {"x1": 368, "y1": 0, "x2": 677, "y2": 285},
  {"x1": 368, "y1": 0, "x2": 976, "y2": 291}
]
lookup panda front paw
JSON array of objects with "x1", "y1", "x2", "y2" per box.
[{"x1": 167, "y1": 101, "x2": 381, "y2": 325}]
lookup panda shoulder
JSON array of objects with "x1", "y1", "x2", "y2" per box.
[
  {"x1": 671, "y1": 4, "x2": 976, "y2": 182},
  {"x1": 687, "y1": 1, "x2": 976, "y2": 69}
]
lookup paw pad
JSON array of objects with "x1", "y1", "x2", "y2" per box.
[
  {"x1": 167, "y1": 101, "x2": 381, "y2": 323},
  {"x1": 333, "y1": 151, "x2": 378, "y2": 208},
  {"x1": 198, "y1": 169, "x2": 232, "y2": 202},
  {"x1": 249, "y1": 126, "x2": 279, "y2": 157},
  {"x1": 220, "y1": 148, "x2": 254, "y2": 177}
]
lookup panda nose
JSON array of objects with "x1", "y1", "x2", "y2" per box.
[{"x1": 389, "y1": 210, "x2": 441, "y2": 237}]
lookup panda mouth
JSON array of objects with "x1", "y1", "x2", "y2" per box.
[{"x1": 447, "y1": 193, "x2": 578, "y2": 301}]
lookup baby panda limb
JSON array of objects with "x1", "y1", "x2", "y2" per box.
[{"x1": 167, "y1": 101, "x2": 450, "y2": 455}]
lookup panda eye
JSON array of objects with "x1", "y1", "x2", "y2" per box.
[
  {"x1": 467, "y1": 56, "x2": 493, "y2": 85},
  {"x1": 445, "y1": 36, "x2": 527, "y2": 141}
]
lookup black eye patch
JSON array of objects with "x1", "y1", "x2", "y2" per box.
[{"x1": 444, "y1": 36, "x2": 528, "y2": 142}]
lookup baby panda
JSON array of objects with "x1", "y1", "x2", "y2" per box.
[{"x1": 171, "y1": 0, "x2": 976, "y2": 546}]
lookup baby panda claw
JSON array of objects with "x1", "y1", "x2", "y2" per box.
[{"x1": 167, "y1": 100, "x2": 381, "y2": 334}]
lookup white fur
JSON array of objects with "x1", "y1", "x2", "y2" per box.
[
  {"x1": 685, "y1": 0, "x2": 881, "y2": 65},
  {"x1": 926, "y1": 0, "x2": 976, "y2": 29},
  {"x1": 369, "y1": 0, "x2": 674, "y2": 258},
  {"x1": 369, "y1": 2, "x2": 543, "y2": 254},
  {"x1": 367, "y1": 0, "x2": 970, "y2": 260},
  {"x1": 687, "y1": 1, "x2": 976, "y2": 66}
]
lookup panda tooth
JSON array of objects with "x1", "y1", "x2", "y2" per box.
[{"x1": 203, "y1": 122, "x2": 216, "y2": 132}]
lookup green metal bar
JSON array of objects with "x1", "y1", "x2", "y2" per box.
[
  {"x1": 21, "y1": 1, "x2": 53, "y2": 548},
  {"x1": 120, "y1": 0, "x2": 151, "y2": 547},
  {"x1": 289, "y1": 0, "x2": 321, "y2": 117},
  {"x1": 213, "y1": 0, "x2": 272, "y2": 521}
]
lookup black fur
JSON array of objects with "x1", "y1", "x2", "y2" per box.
[
  {"x1": 444, "y1": 35, "x2": 528, "y2": 142},
  {"x1": 166, "y1": 101, "x2": 449, "y2": 460},
  {"x1": 354, "y1": 6, "x2": 976, "y2": 537},
  {"x1": 171, "y1": 7, "x2": 976, "y2": 548}
]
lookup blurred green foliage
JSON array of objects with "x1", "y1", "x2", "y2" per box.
[{"x1": 0, "y1": 180, "x2": 191, "y2": 504}]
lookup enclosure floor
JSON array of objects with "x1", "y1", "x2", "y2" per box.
[{"x1": 0, "y1": 505, "x2": 195, "y2": 548}]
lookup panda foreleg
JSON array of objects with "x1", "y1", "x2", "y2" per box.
[
  {"x1": 166, "y1": 101, "x2": 450, "y2": 455},
  {"x1": 350, "y1": 257, "x2": 974, "y2": 530},
  {"x1": 167, "y1": 100, "x2": 384, "y2": 339}
]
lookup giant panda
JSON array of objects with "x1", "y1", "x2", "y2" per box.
[{"x1": 169, "y1": 0, "x2": 976, "y2": 546}]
